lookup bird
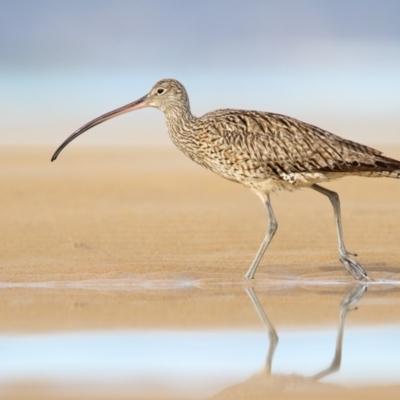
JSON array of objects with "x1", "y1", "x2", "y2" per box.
[{"x1": 51, "y1": 78, "x2": 400, "y2": 281}]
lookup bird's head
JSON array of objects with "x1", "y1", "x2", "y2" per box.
[
  {"x1": 146, "y1": 79, "x2": 190, "y2": 113},
  {"x1": 51, "y1": 78, "x2": 189, "y2": 161}
]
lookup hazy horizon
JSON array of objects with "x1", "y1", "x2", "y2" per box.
[{"x1": 2, "y1": 0, "x2": 399, "y2": 146}]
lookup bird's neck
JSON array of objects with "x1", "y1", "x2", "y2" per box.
[
  {"x1": 162, "y1": 105, "x2": 201, "y2": 160},
  {"x1": 164, "y1": 103, "x2": 194, "y2": 124},
  {"x1": 164, "y1": 105, "x2": 196, "y2": 139}
]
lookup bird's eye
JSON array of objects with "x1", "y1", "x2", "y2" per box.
[{"x1": 157, "y1": 88, "x2": 165, "y2": 95}]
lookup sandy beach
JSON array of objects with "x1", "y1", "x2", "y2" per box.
[{"x1": 1, "y1": 145, "x2": 400, "y2": 399}]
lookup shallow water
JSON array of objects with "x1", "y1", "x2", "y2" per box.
[
  {"x1": 0, "y1": 281, "x2": 399, "y2": 399},
  {"x1": 1, "y1": 326, "x2": 400, "y2": 396}
]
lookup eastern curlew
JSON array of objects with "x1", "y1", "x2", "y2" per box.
[{"x1": 52, "y1": 79, "x2": 400, "y2": 281}]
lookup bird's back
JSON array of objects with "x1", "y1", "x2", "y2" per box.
[{"x1": 190, "y1": 108, "x2": 400, "y2": 189}]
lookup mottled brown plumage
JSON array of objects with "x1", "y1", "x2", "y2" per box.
[{"x1": 52, "y1": 78, "x2": 400, "y2": 281}]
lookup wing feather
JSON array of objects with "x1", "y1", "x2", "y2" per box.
[{"x1": 205, "y1": 109, "x2": 400, "y2": 175}]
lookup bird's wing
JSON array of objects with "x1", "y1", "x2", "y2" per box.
[{"x1": 208, "y1": 110, "x2": 400, "y2": 175}]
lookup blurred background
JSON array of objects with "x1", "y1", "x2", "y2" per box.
[{"x1": 1, "y1": 0, "x2": 399, "y2": 146}]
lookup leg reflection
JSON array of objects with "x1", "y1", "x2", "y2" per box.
[
  {"x1": 311, "y1": 283, "x2": 368, "y2": 380},
  {"x1": 245, "y1": 287, "x2": 278, "y2": 374},
  {"x1": 212, "y1": 284, "x2": 368, "y2": 399},
  {"x1": 246, "y1": 283, "x2": 368, "y2": 380}
]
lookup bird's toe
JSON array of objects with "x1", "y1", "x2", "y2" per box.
[{"x1": 340, "y1": 254, "x2": 371, "y2": 282}]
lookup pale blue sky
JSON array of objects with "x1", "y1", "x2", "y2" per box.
[{"x1": 1, "y1": 0, "x2": 399, "y2": 145}]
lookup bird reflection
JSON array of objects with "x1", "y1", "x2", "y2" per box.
[{"x1": 213, "y1": 283, "x2": 368, "y2": 399}]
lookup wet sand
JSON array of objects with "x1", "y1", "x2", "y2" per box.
[{"x1": 1, "y1": 145, "x2": 400, "y2": 399}]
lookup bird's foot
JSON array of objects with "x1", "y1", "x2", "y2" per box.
[
  {"x1": 339, "y1": 252, "x2": 372, "y2": 282},
  {"x1": 244, "y1": 272, "x2": 255, "y2": 280}
]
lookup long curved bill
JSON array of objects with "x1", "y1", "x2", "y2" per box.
[{"x1": 51, "y1": 94, "x2": 148, "y2": 161}]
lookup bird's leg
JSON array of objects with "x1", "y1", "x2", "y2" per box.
[
  {"x1": 312, "y1": 184, "x2": 370, "y2": 281},
  {"x1": 245, "y1": 195, "x2": 278, "y2": 279}
]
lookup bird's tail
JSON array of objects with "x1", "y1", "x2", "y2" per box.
[
  {"x1": 378, "y1": 169, "x2": 400, "y2": 179},
  {"x1": 358, "y1": 153, "x2": 400, "y2": 179},
  {"x1": 356, "y1": 169, "x2": 400, "y2": 179}
]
